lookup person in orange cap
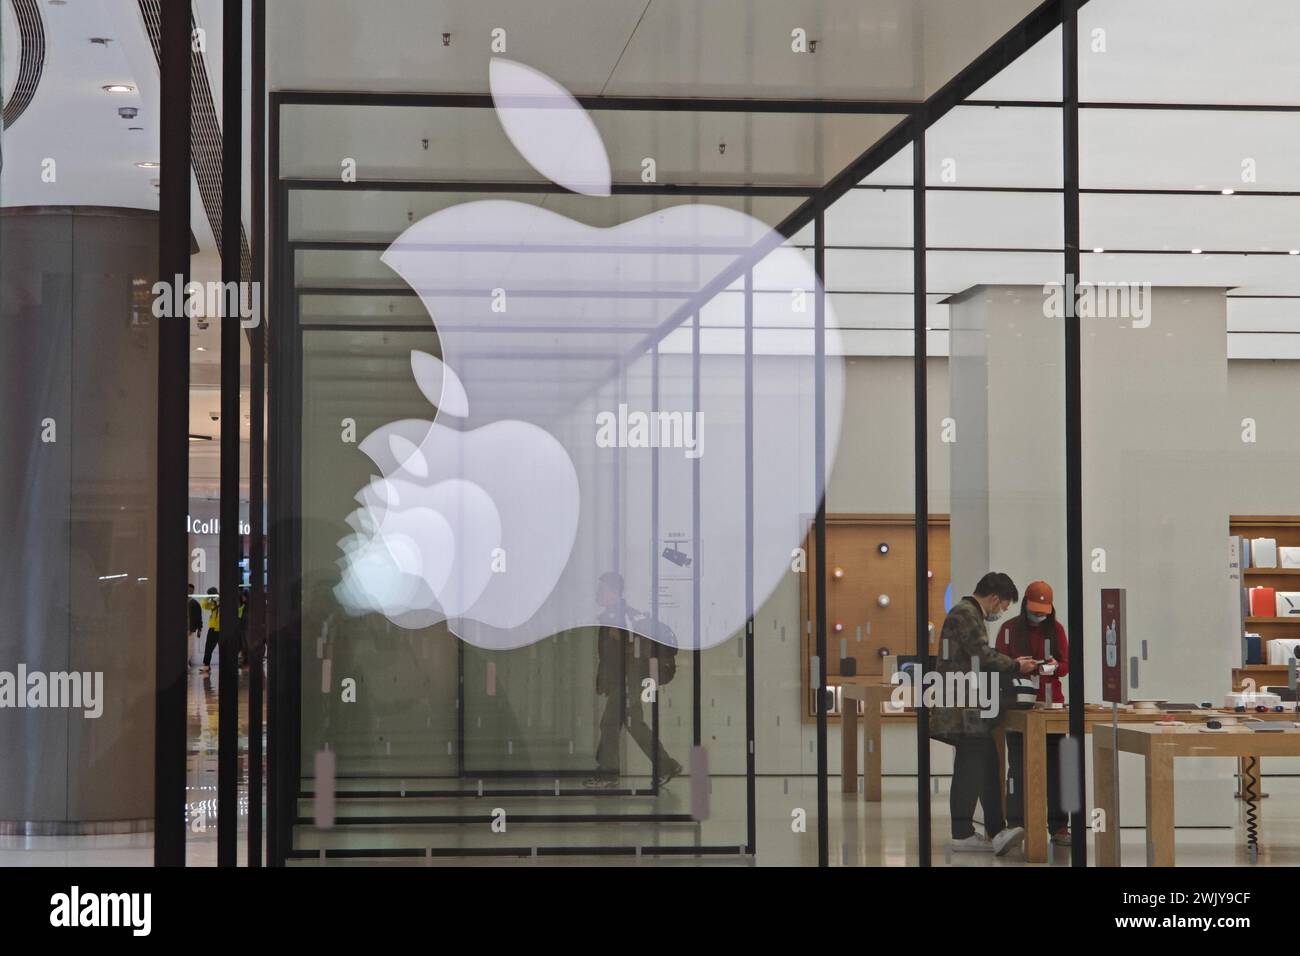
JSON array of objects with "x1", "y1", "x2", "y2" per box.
[{"x1": 994, "y1": 579, "x2": 1071, "y2": 847}]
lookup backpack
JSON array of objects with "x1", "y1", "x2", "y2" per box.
[{"x1": 628, "y1": 610, "x2": 679, "y2": 685}]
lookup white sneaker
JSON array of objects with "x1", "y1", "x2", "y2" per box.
[
  {"x1": 950, "y1": 833, "x2": 993, "y2": 853},
  {"x1": 992, "y1": 826, "x2": 1025, "y2": 857}
]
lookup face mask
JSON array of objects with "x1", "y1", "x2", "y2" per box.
[
  {"x1": 1027, "y1": 612, "x2": 1047, "y2": 625},
  {"x1": 985, "y1": 607, "x2": 1003, "y2": 623}
]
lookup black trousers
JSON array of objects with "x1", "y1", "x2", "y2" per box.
[
  {"x1": 202, "y1": 628, "x2": 220, "y2": 666},
  {"x1": 595, "y1": 681, "x2": 675, "y2": 775},
  {"x1": 950, "y1": 735, "x2": 1005, "y2": 840},
  {"x1": 1005, "y1": 730, "x2": 1066, "y2": 832}
]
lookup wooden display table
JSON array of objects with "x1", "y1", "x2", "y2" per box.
[
  {"x1": 1094, "y1": 721, "x2": 1300, "y2": 866},
  {"x1": 1001, "y1": 705, "x2": 1179, "y2": 863},
  {"x1": 840, "y1": 682, "x2": 897, "y2": 800}
]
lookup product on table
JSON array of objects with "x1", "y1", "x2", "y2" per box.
[
  {"x1": 1249, "y1": 586, "x2": 1276, "y2": 618},
  {"x1": 1252, "y1": 537, "x2": 1279, "y2": 568}
]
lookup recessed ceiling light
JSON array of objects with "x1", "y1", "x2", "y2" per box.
[
  {"x1": 195, "y1": 346, "x2": 206, "y2": 352},
  {"x1": 1191, "y1": 249, "x2": 1203, "y2": 254},
  {"x1": 135, "y1": 161, "x2": 160, "y2": 169},
  {"x1": 103, "y1": 84, "x2": 135, "y2": 93},
  {"x1": 1221, "y1": 188, "x2": 1234, "y2": 195},
  {"x1": 1290, "y1": 249, "x2": 1300, "y2": 255},
  {"x1": 1092, "y1": 247, "x2": 1104, "y2": 254}
]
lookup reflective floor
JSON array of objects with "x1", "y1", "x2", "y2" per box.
[{"x1": 2, "y1": 657, "x2": 1296, "y2": 866}]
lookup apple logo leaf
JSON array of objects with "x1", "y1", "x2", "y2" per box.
[
  {"x1": 411, "y1": 350, "x2": 468, "y2": 417},
  {"x1": 489, "y1": 57, "x2": 611, "y2": 197}
]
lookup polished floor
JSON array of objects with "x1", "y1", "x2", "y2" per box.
[{"x1": 2, "y1": 666, "x2": 1298, "y2": 867}]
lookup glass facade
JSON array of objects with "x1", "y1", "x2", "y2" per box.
[{"x1": 3, "y1": 0, "x2": 1300, "y2": 881}]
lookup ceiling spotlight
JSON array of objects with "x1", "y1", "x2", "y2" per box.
[
  {"x1": 877, "y1": 542, "x2": 889, "y2": 555},
  {"x1": 195, "y1": 346, "x2": 206, "y2": 352},
  {"x1": 135, "y1": 161, "x2": 160, "y2": 169},
  {"x1": 1221, "y1": 188, "x2": 1235, "y2": 195},
  {"x1": 1290, "y1": 250, "x2": 1299, "y2": 256},
  {"x1": 1191, "y1": 248, "x2": 1203, "y2": 255},
  {"x1": 118, "y1": 106, "x2": 138, "y2": 119},
  {"x1": 103, "y1": 84, "x2": 135, "y2": 93},
  {"x1": 1092, "y1": 247, "x2": 1104, "y2": 254}
]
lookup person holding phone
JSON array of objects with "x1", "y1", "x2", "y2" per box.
[
  {"x1": 995, "y1": 579, "x2": 1071, "y2": 847},
  {"x1": 930, "y1": 572, "x2": 1037, "y2": 856}
]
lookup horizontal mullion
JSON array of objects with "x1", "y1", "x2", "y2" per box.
[
  {"x1": 284, "y1": 178, "x2": 816, "y2": 196},
  {"x1": 275, "y1": 89, "x2": 919, "y2": 113}
]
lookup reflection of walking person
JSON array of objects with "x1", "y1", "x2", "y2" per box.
[{"x1": 585, "y1": 571, "x2": 683, "y2": 790}]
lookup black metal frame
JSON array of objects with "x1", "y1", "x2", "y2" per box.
[
  {"x1": 216, "y1": 0, "x2": 242, "y2": 869},
  {"x1": 153, "y1": 0, "x2": 190, "y2": 869}
]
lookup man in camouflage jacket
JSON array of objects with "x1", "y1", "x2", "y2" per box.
[{"x1": 928, "y1": 572, "x2": 1036, "y2": 855}]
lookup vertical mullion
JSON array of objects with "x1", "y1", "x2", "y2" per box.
[
  {"x1": 814, "y1": 203, "x2": 828, "y2": 868},
  {"x1": 153, "y1": 0, "x2": 191, "y2": 869},
  {"x1": 1063, "y1": 0, "x2": 1087, "y2": 868},
  {"x1": 248, "y1": 0, "x2": 266, "y2": 870},
  {"x1": 744, "y1": 268, "x2": 755, "y2": 855},
  {"x1": 217, "y1": 0, "x2": 243, "y2": 868},
  {"x1": 691, "y1": 313, "x2": 702, "y2": 747},
  {"x1": 912, "y1": 113, "x2": 932, "y2": 866}
]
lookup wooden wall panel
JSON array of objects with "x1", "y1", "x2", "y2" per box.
[{"x1": 801, "y1": 514, "x2": 950, "y2": 719}]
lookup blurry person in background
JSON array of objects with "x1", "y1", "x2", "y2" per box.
[
  {"x1": 200, "y1": 587, "x2": 220, "y2": 673},
  {"x1": 188, "y1": 583, "x2": 203, "y2": 668},
  {"x1": 995, "y1": 579, "x2": 1071, "y2": 847}
]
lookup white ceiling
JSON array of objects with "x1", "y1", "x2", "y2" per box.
[
  {"x1": 282, "y1": 0, "x2": 1300, "y2": 365},
  {"x1": 267, "y1": 0, "x2": 1042, "y2": 100},
  {"x1": 5, "y1": 0, "x2": 1300, "y2": 472}
]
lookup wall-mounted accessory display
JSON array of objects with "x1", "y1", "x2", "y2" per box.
[{"x1": 800, "y1": 514, "x2": 951, "y2": 721}]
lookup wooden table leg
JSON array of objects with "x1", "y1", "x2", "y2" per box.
[
  {"x1": 864, "y1": 687, "x2": 883, "y2": 802},
  {"x1": 1023, "y1": 716, "x2": 1049, "y2": 863},
  {"x1": 841, "y1": 692, "x2": 859, "y2": 795},
  {"x1": 1093, "y1": 726, "x2": 1119, "y2": 867},
  {"x1": 1145, "y1": 740, "x2": 1175, "y2": 867},
  {"x1": 993, "y1": 726, "x2": 1007, "y2": 820}
]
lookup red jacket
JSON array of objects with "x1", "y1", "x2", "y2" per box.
[{"x1": 995, "y1": 617, "x2": 1069, "y2": 704}]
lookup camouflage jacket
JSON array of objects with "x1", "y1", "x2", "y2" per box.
[{"x1": 927, "y1": 596, "x2": 1018, "y2": 740}]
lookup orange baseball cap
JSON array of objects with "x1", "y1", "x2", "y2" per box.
[{"x1": 1025, "y1": 580, "x2": 1053, "y2": 614}]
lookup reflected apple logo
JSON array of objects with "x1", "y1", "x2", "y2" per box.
[{"x1": 335, "y1": 59, "x2": 846, "y2": 651}]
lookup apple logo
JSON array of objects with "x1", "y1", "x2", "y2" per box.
[{"x1": 336, "y1": 58, "x2": 846, "y2": 652}]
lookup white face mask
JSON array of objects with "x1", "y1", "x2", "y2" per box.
[
  {"x1": 985, "y1": 606, "x2": 1004, "y2": 623},
  {"x1": 1027, "y1": 612, "x2": 1047, "y2": 625}
]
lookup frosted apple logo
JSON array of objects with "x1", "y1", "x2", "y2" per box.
[{"x1": 335, "y1": 58, "x2": 845, "y2": 651}]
